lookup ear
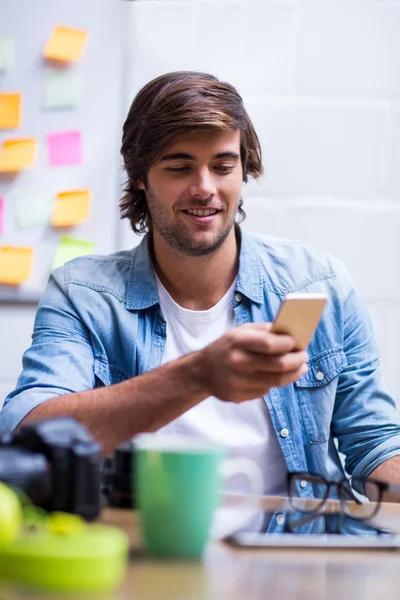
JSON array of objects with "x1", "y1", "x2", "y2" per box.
[{"x1": 136, "y1": 179, "x2": 146, "y2": 191}]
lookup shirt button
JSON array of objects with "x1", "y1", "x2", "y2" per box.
[
  {"x1": 234, "y1": 292, "x2": 242, "y2": 303},
  {"x1": 316, "y1": 371, "x2": 325, "y2": 381},
  {"x1": 276, "y1": 513, "x2": 285, "y2": 526},
  {"x1": 300, "y1": 480, "x2": 307, "y2": 489},
  {"x1": 280, "y1": 428, "x2": 289, "y2": 438}
]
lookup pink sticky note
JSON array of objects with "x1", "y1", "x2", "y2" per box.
[
  {"x1": 47, "y1": 130, "x2": 82, "y2": 166},
  {"x1": 0, "y1": 197, "x2": 4, "y2": 234}
]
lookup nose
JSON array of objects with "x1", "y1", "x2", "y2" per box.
[{"x1": 188, "y1": 169, "x2": 216, "y2": 199}]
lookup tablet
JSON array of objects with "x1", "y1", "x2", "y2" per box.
[{"x1": 224, "y1": 510, "x2": 400, "y2": 550}]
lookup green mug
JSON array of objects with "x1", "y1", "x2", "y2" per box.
[{"x1": 135, "y1": 435, "x2": 262, "y2": 559}]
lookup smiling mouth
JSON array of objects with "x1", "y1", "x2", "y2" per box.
[{"x1": 183, "y1": 208, "x2": 219, "y2": 217}]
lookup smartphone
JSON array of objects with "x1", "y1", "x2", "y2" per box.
[{"x1": 270, "y1": 293, "x2": 328, "y2": 350}]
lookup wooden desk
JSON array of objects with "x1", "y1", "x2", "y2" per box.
[
  {"x1": 104, "y1": 495, "x2": 400, "y2": 600},
  {"x1": 6, "y1": 496, "x2": 400, "y2": 600}
]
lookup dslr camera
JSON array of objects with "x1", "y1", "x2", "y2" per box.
[{"x1": 0, "y1": 417, "x2": 102, "y2": 520}]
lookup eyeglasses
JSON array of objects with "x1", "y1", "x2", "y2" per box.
[{"x1": 287, "y1": 471, "x2": 400, "y2": 520}]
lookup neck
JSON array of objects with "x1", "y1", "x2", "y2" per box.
[{"x1": 151, "y1": 228, "x2": 239, "y2": 310}]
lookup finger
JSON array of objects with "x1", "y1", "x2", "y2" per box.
[
  {"x1": 230, "y1": 328, "x2": 297, "y2": 355},
  {"x1": 240, "y1": 322, "x2": 273, "y2": 334},
  {"x1": 231, "y1": 364, "x2": 308, "y2": 398},
  {"x1": 231, "y1": 350, "x2": 309, "y2": 374},
  {"x1": 273, "y1": 363, "x2": 308, "y2": 386}
]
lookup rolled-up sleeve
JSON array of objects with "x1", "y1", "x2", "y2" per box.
[
  {"x1": 331, "y1": 262, "x2": 400, "y2": 489},
  {"x1": 0, "y1": 267, "x2": 96, "y2": 433}
]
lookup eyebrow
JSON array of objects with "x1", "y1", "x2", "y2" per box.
[{"x1": 159, "y1": 151, "x2": 240, "y2": 162}]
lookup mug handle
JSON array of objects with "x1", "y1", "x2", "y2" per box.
[{"x1": 219, "y1": 457, "x2": 263, "y2": 497}]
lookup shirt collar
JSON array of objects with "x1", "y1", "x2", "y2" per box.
[
  {"x1": 126, "y1": 234, "x2": 159, "y2": 310},
  {"x1": 235, "y1": 226, "x2": 264, "y2": 304},
  {"x1": 126, "y1": 226, "x2": 263, "y2": 310}
]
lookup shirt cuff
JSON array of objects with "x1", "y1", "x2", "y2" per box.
[
  {"x1": 0, "y1": 389, "x2": 66, "y2": 433},
  {"x1": 351, "y1": 435, "x2": 400, "y2": 494}
]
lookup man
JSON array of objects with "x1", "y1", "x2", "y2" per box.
[{"x1": 1, "y1": 71, "x2": 400, "y2": 505}]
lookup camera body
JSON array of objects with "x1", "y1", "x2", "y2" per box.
[
  {"x1": 0, "y1": 417, "x2": 102, "y2": 520},
  {"x1": 102, "y1": 440, "x2": 136, "y2": 509}
]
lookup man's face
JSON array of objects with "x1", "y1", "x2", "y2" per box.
[{"x1": 139, "y1": 129, "x2": 243, "y2": 258}]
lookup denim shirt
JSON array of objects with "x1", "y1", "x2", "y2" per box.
[{"x1": 2, "y1": 228, "x2": 400, "y2": 508}]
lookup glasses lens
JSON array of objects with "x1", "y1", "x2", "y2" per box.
[
  {"x1": 288, "y1": 474, "x2": 329, "y2": 512},
  {"x1": 341, "y1": 479, "x2": 379, "y2": 520}
]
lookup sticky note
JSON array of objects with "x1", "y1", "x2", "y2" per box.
[
  {"x1": 0, "y1": 93, "x2": 22, "y2": 129},
  {"x1": 52, "y1": 236, "x2": 95, "y2": 270},
  {"x1": 51, "y1": 189, "x2": 91, "y2": 227},
  {"x1": 0, "y1": 246, "x2": 33, "y2": 285},
  {"x1": 47, "y1": 131, "x2": 82, "y2": 166},
  {"x1": 0, "y1": 138, "x2": 37, "y2": 172},
  {"x1": 0, "y1": 36, "x2": 15, "y2": 72},
  {"x1": 0, "y1": 197, "x2": 4, "y2": 234},
  {"x1": 44, "y1": 26, "x2": 88, "y2": 63},
  {"x1": 43, "y1": 68, "x2": 82, "y2": 109},
  {"x1": 16, "y1": 191, "x2": 53, "y2": 228}
]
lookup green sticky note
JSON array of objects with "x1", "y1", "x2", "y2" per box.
[
  {"x1": 43, "y1": 68, "x2": 82, "y2": 109},
  {"x1": 0, "y1": 36, "x2": 15, "y2": 72},
  {"x1": 52, "y1": 236, "x2": 95, "y2": 270},
  {"x1": 15, "y1": 191, "x2": 53, "y2": 228}
]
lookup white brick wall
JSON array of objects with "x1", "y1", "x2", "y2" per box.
[
  {"x1": 3, "y1": 0, "x2": 400, "y2": 409},
  {"x1": 245, "y1": 99, "x2": 390, "y2": 196}
]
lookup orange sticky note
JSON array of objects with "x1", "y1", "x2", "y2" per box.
[
  {"x1": 44, "y1": 26, "x2": 88, "y2": 63},
  {"x1": 0, "y1": 138, "x2": 37, "y2": 172},
  {"x1": 51, "y1": 189, "x2": 91, "y2": 227},
  {"x1": 0, "y1": 93, "x2": 21, "y2": 129},
  {"x1": 0, "y1": 246, "x2": 33, "y2": 285}
]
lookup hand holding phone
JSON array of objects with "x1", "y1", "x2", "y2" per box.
[
  {"x1": 200, "y1": 293, "x2": 326, "y2": 403},
  {"x1": 270, "y1": 293, "x2": 328, "y2": 350}
]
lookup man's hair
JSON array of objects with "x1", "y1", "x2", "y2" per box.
[{"x1": 120, "y1": 71, "x2": 263, "y2": 234}]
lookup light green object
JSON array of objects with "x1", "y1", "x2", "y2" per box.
[
  {"x1": 15, "y1": 192, "x2": 53, "y2": 228},
  {"x1": 0, "y1": 522, "x2": 129, "y2": 593},
  {"x1": 136, "y1": 439, "x2": 225, "y2": 559},
  {"x1": 0, "y1": 483, "x2": 22, "y2": 547},
  {"x1": 0, "y1": 36, "x2": 15, "y2": 72},
  {"x1": 43, "y1": 67, "x2": 82, "y2": 109},
  {"x1": 52, "y1": 236, "x2": 95, "y2": 270}
]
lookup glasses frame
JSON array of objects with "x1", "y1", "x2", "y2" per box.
[
  {"x1": 285, "y1": 509, "x2": 389, "y2": 536},
  {"x1": 286, "y1": 509, "x2": 344, "y2": 533},
  {"x1": 287, "y1": 471, "x2": 400, "y2": 520}
]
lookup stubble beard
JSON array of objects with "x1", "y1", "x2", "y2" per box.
[{"x1": 146, "y1": 188, "x2": 239, "y2": 258}]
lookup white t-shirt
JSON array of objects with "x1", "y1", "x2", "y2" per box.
[{"x1": 154, "y1": 276, "x2": 288, "y2": 502}]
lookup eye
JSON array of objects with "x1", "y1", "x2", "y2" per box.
[
  {"x1": 166, "y1": 166, "x2": 190, "y2": 173},
  {"x1": 214, "y1": 164, "x2": 235, "y2": 173}
]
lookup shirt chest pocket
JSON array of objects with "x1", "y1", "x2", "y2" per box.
[
  {"x1": 94, "y1": 355, "x2": 130, "y2": 387},
  {"x1": 294, "y1": 346, "x2": 347, "y2": 444}
]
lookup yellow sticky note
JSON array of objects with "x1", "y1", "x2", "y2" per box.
[
  {"x1": 51, "y1": 190, "x2": 91, "y2": 227},
  {"x1": 0, "y1": 138, "x2": 37, "y2": 172},
  {"x1": 0, "y1": 93, "x2": 21, "y2": 129},
  {"x1": 44, "y1": 26, "x2": 88, "y2": 63},
  {"x1": 0, "y1": 246, "x2": 33, "y2": 285}
]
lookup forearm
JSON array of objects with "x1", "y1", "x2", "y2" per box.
[
  {"x1": 368, "y1": 455, "x2": 400, "y2": 501},
  {"x1": 18, "y1": 322, "x2": 307, "y2": 456},
  {"x1": 20, "y1": 351, "x2": 208, "y2": 456}
]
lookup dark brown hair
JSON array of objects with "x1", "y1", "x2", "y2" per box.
[{"x1": 120, "y1": 71, "x2": 263, "y2": 233}]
